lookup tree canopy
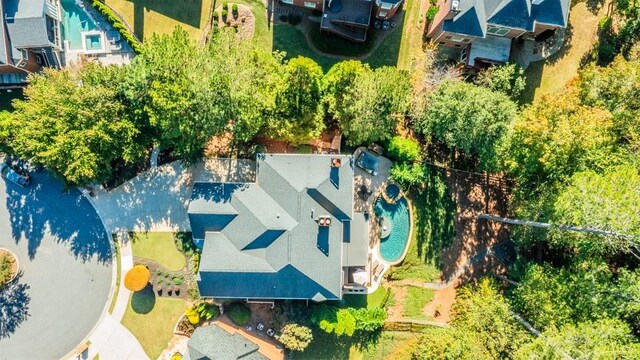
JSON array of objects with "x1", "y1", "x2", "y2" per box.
[
  {"x1": 552, "y1": 165, "x2": 640, "y2": 255},
  {"x1": 4, "y1": 64, "x2": 144, "y2": 186},
  {"x1": 415, "y1": 81, "x2": 517, "y2": 171}
]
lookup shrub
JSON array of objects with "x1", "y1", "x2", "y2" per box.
[
  {"x1": 474, "y1": 62, "x2": 526, "y2": 101},
  {"x1": 170, "y1": 353, "x2": 182, "y2": 360},
  {"x1": 156, "y1": 269, "x2": 163, "y2": 276},
  {"x1": 173, "y1": 277, "x2": 183, "y2": 285},
  {"x1": 0, "y1": 253, "x2": 15, "y2": 287},
  {"x1": 311, "y1": 306, "x2": 356, "y2": 336},
  {"x1": 186, "y1": 307, "x2": 200, "y2": 325},
  {"x1": 227, "y1": 302, "x2": 251, "y2": 326},
  {"x1": 390, "y1": 163, "x2": 426, "y2": 189},
  {"x1": 213, "y1": 11, "x2": 219, "y2": 19},
  {"x1": 276, "y1": 324, "x2": 313, "y2": 351},
  {"x1": 388, "y1": 136, "x2": 421, "y2": 163},
  {"x1": 349, "y1": 307, "x2": 386, "y2": 331},
  {"x1": 89, "y1": 0, "x2": 142, "y2": 53},
  {"x1": 232, "y1": 3, "x2": 238, "y2": 12},
  {"x1": 124, "y1": 265, "x2": 150, "y2": 291},
  {"x1": 222, "y1": 9, "x2": 228, "y2": 18},
  {"x1": 426, "y1": 6, "x2": 439, "y2": 22},
  {"x1": 196, "y1": 302, "x2": 220, "y2": 321},
  {"x1": 222, "y1": 1, "x2": 228, "y2": 10}
]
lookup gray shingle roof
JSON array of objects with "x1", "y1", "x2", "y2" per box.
[
  {"x1": 4, "y1": 0, "x2": 50, "y2": 48},
  {"x1": 190, "y1": 154, "x2": 367, "y2": 301},
  {"x1": 0, "y1": 0, "x2": 9, "y2": 65},
  {"x1": 443, "y1": 1, "x2": 486, "y2": 38},
  {"x1": 185, "y1": 325, "x2": 266, "y2": 360},
  {"x1": 442, "y1": 0, "x2": 569, "y2": 37}
]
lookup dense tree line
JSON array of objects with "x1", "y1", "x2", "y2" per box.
[{"x1": 0, "y1": 28, "x2": 411, "y2": 186}]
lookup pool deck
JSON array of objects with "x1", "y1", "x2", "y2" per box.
[
  {"x1": 62, "y1": 0, "x2": 135, "y2": 66},
  {"x1": 352, "y1": 147, "x2": 397, "y2": 294}
]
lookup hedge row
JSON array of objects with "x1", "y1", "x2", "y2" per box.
[{"x1": 89, "y1": 0, "x2": 143, "y2": 54}]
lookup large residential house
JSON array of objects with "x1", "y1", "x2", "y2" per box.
[
  {"x1": 426, "y1": 0, "x2": 569, "y2": 67},
  {"x1": 0, "y1": 0, "x2": 63, "y2": 86},
  {"x1": 283, "y1": 0, "x2": 404, "y2": 42},
  {"x1": 188, "y1": 154, "x2": 370, "y2": 302}
]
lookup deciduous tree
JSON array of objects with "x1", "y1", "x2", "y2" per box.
[
  {"x1": 416, "y1": 81, "x2": 517, "y2": 171},
  {"x1": 276, "y1": 323, "x2": 313, "y2": 351}
]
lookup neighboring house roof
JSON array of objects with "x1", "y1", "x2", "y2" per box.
[
  {"x1": 442, "y1": 0, "x2": 569, "y2": 37},
  {"x1": 183, "y1": 325, "x2": 266, "y2": 360},
  {"x1": 3, "y1": 0, "x2": 51, "y2": 50},
  {"x1": 0, "y1": 0, "x2": 10, "y2": 65},
  {"x1": 190, "y1": 154, "x2": 367, "y2": 301},
  {"x1": 443, "y1": 0, "x2": 486, "y2": 38},
  {"x1": 487, "y1": 0, "x2": 531, "y2": 30}
]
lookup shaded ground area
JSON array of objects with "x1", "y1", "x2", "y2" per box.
[
  {"x1": 520, "y1": 2, "x2": 609, "y2": 103},
  {"x1": 0, "y1": 171, "x2": 113, "y2": 359},
  {"x1": 439, "y1": 167, "x2": 511, "y2": 284},
  {"x1": 104, "y1": 0, "x2": 213, "y2": 41}
]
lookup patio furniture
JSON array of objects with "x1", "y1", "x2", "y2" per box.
[
  {"x1": 266, "y1": 328, "x2": 275, "y2": 337},
  {"x1": 368, "y1": 143, "x2": 384, "y2": 155},
  {"x1": 257, "y1": 322, "x2": 265, "y2": 331}
]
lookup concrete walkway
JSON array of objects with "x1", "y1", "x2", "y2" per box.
[{"x1": 67, "y1": 233, "x2": 149, "y2": 360}]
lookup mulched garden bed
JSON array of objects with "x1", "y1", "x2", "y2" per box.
[{"x1": 134, "y1": 258, "x2": 190, "y2": 299}]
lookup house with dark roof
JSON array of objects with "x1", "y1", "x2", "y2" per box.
[
  {"x1": 280, "y1": 0, "x2": 403, "y2": 43},
  {"x1": 0, "y1": 0, "x2": 63, "y2": 86},
  {"x1": 183, "y1": 325, "x2": 267, "y2": 360},
  {"x1": 426, "y1": 0, "x2": 570, "y2": 67},
  {"x1": 188, "y1": 154, "x2": 370, "y2": 302}
]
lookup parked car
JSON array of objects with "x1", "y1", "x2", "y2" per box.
[{"x1": 0, "y1": 163, "x2": 30, "y2": 187}]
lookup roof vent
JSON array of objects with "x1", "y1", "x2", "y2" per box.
[
  {"x1": 318, "y1": 216, "x2": 332, "y2": 227},
  {"x1": 451, "y1": 0, "x2": 460, "y2": 11},
  {"x1": 331, "y1": 158, "x2": 341, "y2": 168}
]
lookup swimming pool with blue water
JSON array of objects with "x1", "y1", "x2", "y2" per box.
[
  {"x1": 60, "y1": 0, "x2": 98, "y2": 50},
  {"x1": 375, "y1": 195, "x2": 411, "y2": 263}
]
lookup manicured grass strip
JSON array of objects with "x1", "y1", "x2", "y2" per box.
[
  {"x1": 402, "y1": 287, "x2": 434, "y2": 319},
  {"x1": 357, "y1": 331, "x2": 420, "y2": 359},
  {"x1": 121, "y1": 293, "x2": 186, "y2": 359},
  {"x1": 130, "y1": 232, "x2": 186, "y2": 271},
  {"x1": 343, "y1": 286, "x2": 389, "y2": 309},
  {"x1": 108, "y1": 236, "x2": 122, "y2": 314}
]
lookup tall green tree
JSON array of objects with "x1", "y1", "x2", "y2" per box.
[
  {"x1": 552, "y1": 165, "x2": 640, "y2": 256},
  {"x1": 500, "y1": 91, "x2": 616, "y2": 191},
  {"x1": 130, "y1": 27, "x2": 230, "y2": 162},
  {"x1": 415, "y1": 81, "x2": 517, "y2": 171},
  {"x1": 509, "y1": 262, "x2": 618, "y2": 331},
  {"x1": 7, "y1": 64, "x2": 143, "y2": 186},
  {"x1": 475, "y1": 63, "x2": 526, "y2": 101},
  {"x1": 413, "y1": 327, "x2": 492, "y2": 360},
  {"x1": 270, "y1": 56, "x2": 325, "y2": 144},
  {"x1": 452, "y1": 278, "x2": 531, "y2": 359},
  {"x1": 336, "y1": 66, "x2": 411, "y2": 146},
  {"x1": 322, "y1": 60, "x2": 368, "y2": 123},
  {"x1": 209, "y1": 31, "x2": 285, "y2": 144},
  {"x1": 515, "y1": 319, "x2": 640, "y2": 359}
]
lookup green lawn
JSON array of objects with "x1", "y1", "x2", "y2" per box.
[
  {"x1": 121, "y1": 290, "x2": 186, "y2": 359},
  {"x1": 520, "y1": 2, "x2": 606, "y2": 103},
  {"x1": 343, "y1": 286, "x2": 389, "y2": 309},
  {"x1": 104, "y1": 0, "x2": 213, "y2": 41},
  {"x1": 356, "y1": 331, "x2": 419, "y2": 360},
  {"x1": 273, "y1": 24, "x2": 340, "y2": 72},
  {"x1": 130, "y1": 232, "x2": 186, "y2": 271},
  {"x1": 402, "y1": 287, "x2": 434, "y2": 319}
]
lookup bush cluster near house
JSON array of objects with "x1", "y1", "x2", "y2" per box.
[
  {"x1": 276, "y1": 324, "x2": 314, "y2": 351},
  {"x1": 227, "y1": 302, "x2": 251, "y2": 326},
  {"x1": 186, "y1": 302, "x2": 220, "y2": 325},
  {"x1": 310, "y1": 305, "x2": 386, "y2": 337},
  {"x1": 89, "y1": 0, "x2": 142, "y2": 53}
]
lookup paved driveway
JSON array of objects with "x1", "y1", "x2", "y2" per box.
[
  {"x1": 91, "y1": 159, "x2": 256, "y2": 233},
  {"x1": 0, "y1": 171, "x2": 113, "y2": 360}
]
